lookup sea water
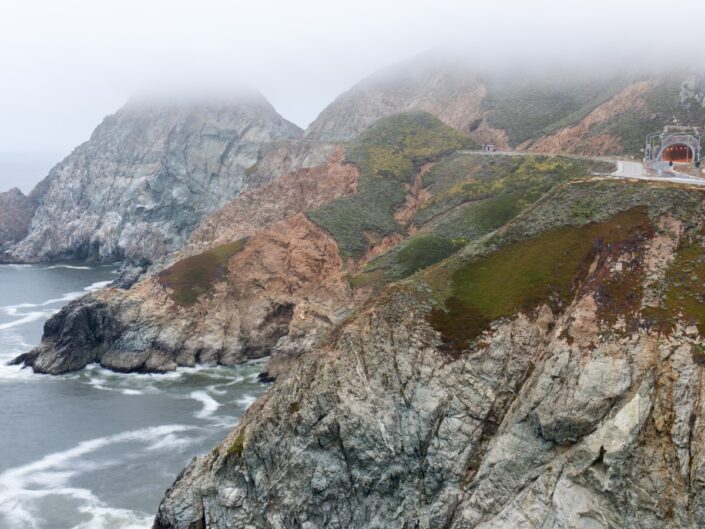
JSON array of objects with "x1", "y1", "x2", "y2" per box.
[{"x1": 0, "y1": 263, "x2": 266, "y2": 528}]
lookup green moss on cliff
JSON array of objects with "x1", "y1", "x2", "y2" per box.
[
  {"x1": 352, "y1": 155, "x2": 614, "y2": 288},
  {"x1": 158, "y1": 238, "x2": 248, "y2": 306},
  {"x1": 226, "y1": 431, "x2": 245, "y2": 458},
  {"x1": 643, "y1": 236, "x2": 705, "y2": 335}
]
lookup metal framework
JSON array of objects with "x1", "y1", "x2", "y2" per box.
[{"x1": 645, "y1": 125, "x2": 703, "y2": 167}]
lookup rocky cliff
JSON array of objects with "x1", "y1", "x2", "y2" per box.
[
  {"x1": 0, "y1": 187, "x2": 37, "y2": 250},
  {"x1": 15, "y1": 114, "x2": 611, "y2": 381},
  {"x1": 153, "y1": 179, "x2": 705, "y2": 529},
  {"x1": 12, "y1": 146, "x2": 362, "y2": 374},
  {"x1": 1, "y1": 93, "x2": 312, "y2": 264}
]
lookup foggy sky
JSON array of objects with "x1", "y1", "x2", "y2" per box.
[{"x1": 3, "y1": 0, "x2": 705, "y2": 192}]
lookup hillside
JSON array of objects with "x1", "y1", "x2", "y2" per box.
[
  {"x1": 14, "y1": 112, "x2": 612, "y2": 376},
  {"x1": 306, "y1": 55, "x2": 705, "y2": 158},
  {"x1": 0, "y1": 94, "x2": 316, "y2": 264},
  {"x1": 155, "y1": 176, "x2": 705, "y2": 529}
]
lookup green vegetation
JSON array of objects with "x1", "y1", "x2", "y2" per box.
[
  {"x1": 482, "y1": 76, "x2": 630, "y2": 146},
  {"x1": 428, "y1": 208, "x2": 651, "y2": 354},
  {"x1": 415, "y1": 155, "x2": 614, "y2": 234},
  {"x1": 643, "y1": 237, "x2": 705, "y2": 335},
  {"x1": 394, "y1": 235, "x2": 465, "y2": 277},
  {"x1": 587, "y1": 75, "x2": 705, "y2": 156},
  {"x1": 351, "y1": 155, "x2": 613, "y2": 288},
  {"x1": 308, "y1": 112, "x2": 475, "y2": 259},
  {"x1": 158, "y1": 238, "x2": 248, "y2": 306},
  {"x1": 226, "y1": 431, "x2": 245, "y2": 458}
]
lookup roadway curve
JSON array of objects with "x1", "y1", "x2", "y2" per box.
[{"x1": 612, "y1": 160, "x2": 705, "y2": 186}]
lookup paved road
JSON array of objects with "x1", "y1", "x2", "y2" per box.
[
  {"x1": 460, "y1": 150, "x2": 705, "y2": 187},
  {"x1": 612, "y1": 160, "x2": 705, "y2": 186}
]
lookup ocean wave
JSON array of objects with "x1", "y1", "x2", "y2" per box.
[
  {"x1": 0, "y1": 264, "x2": 32, "y2": 269},
  {"x1": 189, "y1": 390, "x2": 221, "y2": 419},
  {"x1": 85, "y1": 280, "x2": 112, "y2": 292},
  {"x1": 42, "y1": 265, "x2": 94, "y2": 270},
  {"x1": 0, "y1": 310, "x2": 56, "y2": 331},
  {"x1": 235, "y1": 394, "x2": 257, "y2": 409},
  {"x1": 0, "y1": 424, "x2": 193, "y2": 529},
  {"x1": 1, "y1": 292, "x2": 82, "y2": 312}
]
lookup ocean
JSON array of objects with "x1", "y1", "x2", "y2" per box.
[{"x1": 0, "y1": 263, "x2": 266, "y2": 528}]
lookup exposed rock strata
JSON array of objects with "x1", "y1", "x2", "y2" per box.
[
  {"x1": 153, "y1": 198, "x2": 705, "y2": 529},
  {"x1": 527, "y1": 81, "x2": 654, "y2": 155},
  {"x1": 15, "y1": 146, "x2": 362, "y2": 374},
  {"x1": 187, "y1": 147, "x2": 355, "y2": 251}
]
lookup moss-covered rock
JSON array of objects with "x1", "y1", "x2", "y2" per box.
[{"x1": 158, "y1": 238, "x2": 248, "y2": 306}]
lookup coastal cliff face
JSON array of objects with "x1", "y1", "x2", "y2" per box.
[
  {"x1": 0, "y1": 188, "x2": 37, "y2": 250},
  {"x1": 2, "y1": 94, "x2": 308, "y2": 264},
  {"x1": 153, "y1": 181, "x2": 705, "y2": 529},
  {"x1": 13, "y1": 147, "x2": 362, "y2": 374},
  {"x1": 16, "y1": 113, "x2": 616, "y2": 376}
]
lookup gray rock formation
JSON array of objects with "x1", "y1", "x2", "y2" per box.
[
  {"x1": 0, "y1": 187, "x2": 37, "y2": 250},
  {"x1": 2, "y1": 93, "x2": 308, "y2": 264},
  {"x1": 152, "y1": 186, "x2": 705, "y2": 529}
]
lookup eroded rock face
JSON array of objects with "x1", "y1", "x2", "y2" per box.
[
  {"x1": 3, "y1": 94, "x2": 306, "y2": 264},
  {"x1": 187, "y1": 146, "x2": 356, "y2": 250},
  {"x1": 152, "y1": 211, "x2": 705, "y2": 529},
  {"x1": 0, "y1": 187, "x2": 37, "y2": 250},
  {"x1": 14, "y1": 148, "x2": 362, "y2": 374}
]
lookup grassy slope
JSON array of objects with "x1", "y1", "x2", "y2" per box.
[
  {"x1": 482, "y1": 75, "x2": 632, "y2": 146},
  {"x1": 157, "y1": 239, "x2": 248, "y2": 306},
  {"x1": 481, "y1": 73, "x2": 705, "y2": 157},
  {"x1": 307, "y1": 112, "x2": 476, "y2": 259},
  {"x1": 353, "y1": 154, "x2": 614, "y2": 287},
  {"x1": 418, "y1": 179, "x2": 705, "y2": 354},
  {"x1": 591, "y1": 76, "x2": 705, "y2": 155}
]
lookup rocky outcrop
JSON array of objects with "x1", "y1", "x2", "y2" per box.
[
  {"x1": 152, "y1": 182, "x2": 705, "y2": 529},
  {"x1": 15, "y1": 214, "x2": 359, "y2": 374},
  {"x1": 15, "y1": 145, "x2": 363, "y2": 374},
  {"x1": 187, "y1": 146, "x2": 356, "y2": 250},
  {"x1": 2, "y1": 93, "x2": 308, "y2": 264},
  {"x1": 0, "y1": 187, "x2": 37, "y2": 249}
]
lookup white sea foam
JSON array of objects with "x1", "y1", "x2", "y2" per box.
[
  {"x1": 42, "y1": 265, "x2": 94, "y2": 270},
  {"x1": 236, "y1": 394, "x2": 257, "y2": 409},
  {"x1": 85, "y1": 280, "x2": 112, "y2": 292},
  {"x1": 0, "y1": 281, "x2": 110, "y2": 317},
  {"x1": 0, "y1": 310, "x2": 55, "y2": 331},
  {"x1": 190, "y1": 390, "x2": 221, "y2": 419},
  {"x1": 0, "y1": 264, "x2": 32, "y2": 269},
  {"x1": 0, "y1": 332, "x2": 40, "y2": 382},
  {"x1": 0, "y1": 424, "x2": 192, "y2": 529}
]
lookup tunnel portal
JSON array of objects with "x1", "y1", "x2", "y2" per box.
[
  {"x1": 645, "y1": 126, "x2": 702, "y2": 170},
  {"x1": 661, "y1": 143, "x2": 694, "y2": 163}
]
